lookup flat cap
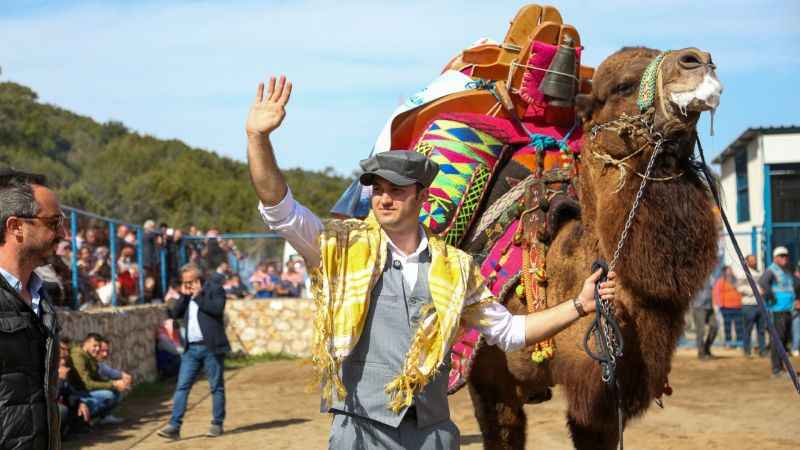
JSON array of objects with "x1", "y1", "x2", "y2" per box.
[{"x1": 359, "y1": 151, "x2": 439, "y2": 188}]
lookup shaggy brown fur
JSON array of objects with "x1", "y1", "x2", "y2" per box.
[{"x1": 466, "y1": 47, "x2": 719, "y2": 449}]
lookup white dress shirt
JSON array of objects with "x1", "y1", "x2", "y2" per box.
[
  {"x1": 187, "y1": 299, "x2": 204, "y2": 343},
  {"x1": 258, "y1": 188, "x2": 527, "y2": 352},
  {"x1": 0, "y1": 267, "x2": 44, "y2": 316}
]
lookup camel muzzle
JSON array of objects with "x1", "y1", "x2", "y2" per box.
[{"x1": 669, "y1": 71, "x2": 723, "y2": 114}]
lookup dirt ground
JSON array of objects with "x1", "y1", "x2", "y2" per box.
[{"x1": 65, "y1": 348, "x2": 799, "y2": 450}]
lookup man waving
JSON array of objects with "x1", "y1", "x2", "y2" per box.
[{"x1": 246, "y1": 75, "x2": 616, "y2": 450}]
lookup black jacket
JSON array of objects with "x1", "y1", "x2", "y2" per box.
[
  {"x1": 0, "y1": 274, "x2": 61, "y2": 450},
  {"x1": 168, "y1": 282, "x2": 230, "y2": 355}
]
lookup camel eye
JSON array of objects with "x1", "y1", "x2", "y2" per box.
[
  {"x1": 679, "y1": 54, "x2": 703, "y2": 69},
  {"x1": 613, "y1": 82, "x2": 636, "y2": 96}
]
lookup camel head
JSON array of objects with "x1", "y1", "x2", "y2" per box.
[
  {"x1": 578, "y1": 47, "x2": 722, "y2": 161},
  {"x1": 574, "y1": 47, "x2": 721, "y2": 303}
]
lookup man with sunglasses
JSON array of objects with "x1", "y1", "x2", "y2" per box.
[
  {"x1": 0, "y1": 168, "x2": 66, "y2": 449},
  {"x1": 158, "y1": 263, "x2": 230, "y2": 440}
]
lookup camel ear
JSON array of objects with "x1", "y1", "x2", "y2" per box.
[{"x1": 575, "y1": 93, "x2": 596, "y2": 124}]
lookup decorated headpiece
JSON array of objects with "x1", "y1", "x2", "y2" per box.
[{"x1": 636, "y1": 52, "x2": 670, "y2": 112}]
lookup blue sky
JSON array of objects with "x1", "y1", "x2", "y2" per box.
[{"x1": 1, "y1": 0, "x2": 798, "y2": 174}]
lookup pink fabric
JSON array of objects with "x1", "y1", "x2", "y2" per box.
[
  {"x1": 519, "y1": 41, "x2": 583, "y2": 118},
  {"x1": 448, "y1": 328, "x2": 481, "y2": 393},
  {"x1": 436, "y1": 147, "x2": 481, "y2": 165},
  {"x1": 441, "y1": 112, "x2": 584, "y2": 154},
  {"x1": 440, "y1": 112, "x2": 530, "y2": 144},
  {"x1": 480, "y1": 220, "x2": 524, "y2": 296}
]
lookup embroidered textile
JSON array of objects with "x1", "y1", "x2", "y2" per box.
[
  {"x1": 309, "y1": 213, "x2": 489, "y2": 412},
  {"x1": 413, "y1": 120, "x2": 505, "y2": 244}
]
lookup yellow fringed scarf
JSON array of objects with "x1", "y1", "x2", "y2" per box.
[{"x1": 309, "y1": 214, "x2": 487, "y2": 413}]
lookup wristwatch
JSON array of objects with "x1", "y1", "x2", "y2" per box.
[{"x1": 573, "y1": 297, "x2": 588, "y2": 317}]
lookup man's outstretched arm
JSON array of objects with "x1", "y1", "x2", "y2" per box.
[
  {"x1": 246, "y1": 75, "x2": 292, "y2": 206},
  {"x1": 462, "y1": 270, "x2": 616, "y2": 352},
  {"x1": 246, "y1": 75, "x2": 323, "y2": 268}
]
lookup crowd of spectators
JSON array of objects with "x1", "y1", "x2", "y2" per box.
[
  {"x1": 37, "y1": 218, "x2": 309, "y2": 310},
  {"x1": 691, "y1": 249, "x2": 800, "y2": 374}
]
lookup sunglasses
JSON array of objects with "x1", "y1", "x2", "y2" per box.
[
  {"x1": 17, "y1": 213, "x2": 66, "y2": 232},
  {"x1": 180, "y1": 279, "x2": 201, "y2": 287}
]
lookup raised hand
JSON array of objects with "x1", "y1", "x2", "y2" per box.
[{"x1": 246, "y1": 75, "x2": 293, "y2": 137}]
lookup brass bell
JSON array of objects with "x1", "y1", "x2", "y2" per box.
[{"x1": 539, "y1": 35, "x2": 578, "y2": 107}]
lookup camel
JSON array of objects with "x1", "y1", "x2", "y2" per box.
[{"x1": 462, "y1": 47, "x2": 722, "y2": 449}]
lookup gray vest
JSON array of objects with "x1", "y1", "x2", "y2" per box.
[{"x1": 328, "y1": 249, "x2": 451, "y2": 428}]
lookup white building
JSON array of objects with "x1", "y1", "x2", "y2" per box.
[{"x1": 713, "y1": 126, "x2": 800, "y2": 272}]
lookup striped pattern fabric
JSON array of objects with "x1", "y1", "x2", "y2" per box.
[{"x1": 414, "y1": 120, "x2": 505, "y2": 243}]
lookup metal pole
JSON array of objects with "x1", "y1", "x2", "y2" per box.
[
  {"x1": 763, "y1": 164, "x2": 773, "y2": 266},
  {"x1": 70, "y1": 210, "x2": 79, "y2": 310},
  {"x1": 109, "y1": 221, "x2": 117, "y2": 307},
  {"x1": 137, "y1": 228, "x2": 145, "y2": 303},
  {"x1": 160, "y1": 246, "x2": 168, "y2": 298},
  {"x1": 179, "y1": 239, "x2": 187, "y2": 267},
  {"x1": 751, "y1": 226, "x2": 757, "y2": 264},
  {"x1": 231, "y1": 243, "x2": 240, "y2": 274}
]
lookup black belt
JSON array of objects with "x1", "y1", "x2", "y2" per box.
[{"x1": 189, "y1": 341, "x2": 206, "y2": 346}]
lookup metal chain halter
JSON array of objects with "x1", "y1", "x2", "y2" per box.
[{"x1": 583, "y1": 51, "x2": 672, "y2": 450}]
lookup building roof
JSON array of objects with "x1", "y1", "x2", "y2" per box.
[{"x1": 713, "y1": 125, "x2": 800, "y2": 164}]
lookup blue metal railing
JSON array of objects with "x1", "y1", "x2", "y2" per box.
[
  {"x1": 61, "y1": 204, "x2": 281, "y2": 309},
  {"x1": 62, "y1": 205, "x2": 144, "y2": 308}
]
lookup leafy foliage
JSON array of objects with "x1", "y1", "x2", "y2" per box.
[{"x1": 0, "y1": 82, "x2": 352, "y2": 231}]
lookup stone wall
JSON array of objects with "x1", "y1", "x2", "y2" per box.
[
  {"x1": 58, "y1": 304, "x2": 168, "y2": 383},
  {"x1": 57, "y1": 298, "x2": 316, "y2": 386},
  {"x1": 225, "y1": 298, "x2": 315, "y2": 357}
]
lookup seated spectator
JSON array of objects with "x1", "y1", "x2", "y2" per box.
[
  {"x1": 223, "y1": 274, "x2": 248, "y2": 299},
  {"x1": 117, "y1": 246, "x2": 136, "y2": 273},
  {"x1": 123, "y1": 230, "x2": 137, "y2": 246},
  {"x1": 84, "y1": 227, "x2": 100, "y2": 254},
  {"x1": 91, "y1": 246, "x2": 111, "y2": 282},
  {"x1": 251, "y1": 279, "x2": 271, "y2": 298},
  {"x1": 144, "y1": 275, "x2": 159, "y2": 302},
  {"x1": 69, "y1": 333, "x2": 130, "y2": 425},
  {"x1": 96, "y1": 337, "x2": 133, "y2": 387},
  {"x1": 115, "y1": 224, "x2": 130, "y2": 253},
  {"x1": 281, "y1": 261, "x2": 304, "y2": 298},
  {"x1": 76, "y1": 246, "x2": 94, "y2": 274},
  {"x1": 156, "y1": 319, "x2": 184, "y2": 378},
  {"x1": 210, "y1": 261, "x2": 230, "y2": 287},
  {"x1": 249, "y1": 263, "x2": 273, "y2": 298},
  {"x1": 57, "y1": 338, "x2": 91, "y2": 438},
  {"x1": 118, "y1": 263, "x2": 141, "y2": 304}
]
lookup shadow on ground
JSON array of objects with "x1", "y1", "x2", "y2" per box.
[{"x1": 62, "y1": 377, "x2": 178, "y2": 449}]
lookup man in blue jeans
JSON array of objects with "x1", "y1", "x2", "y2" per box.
[
  {"x1": 758, "y1": 246, "x2": 799, "y2": 376},
  {"x1": 158, "y1": 263, "x2": 230, "y2": 440},
  {"x1": 737, "y1": 255, "x2": 767, "y2": 357}
]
